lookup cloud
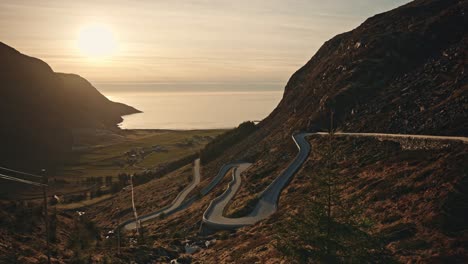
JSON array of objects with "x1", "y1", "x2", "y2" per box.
[{"x1": 0, "y1": 0, "x2": 412, "y2": 85}]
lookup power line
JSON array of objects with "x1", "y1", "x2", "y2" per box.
[
  {"x1": 17, "y1": 184, "x2": 100, "y2": 201},
  {"x1": 0, "y1": 173, "x2": 47, "y2": 187},
  {"x1": 0, "y1": 166, "x2": 42, "y2": 178},
  {"x1": 0, "y1": 169, "x2": 51, "y2": 264}
]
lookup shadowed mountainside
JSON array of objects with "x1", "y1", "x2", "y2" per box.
[{"x1": 0, "y1": 42, "x2": 139, "y2": 167}]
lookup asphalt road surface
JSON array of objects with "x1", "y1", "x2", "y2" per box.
[
  {"x1": 123, "y1": 132, "x2": 467, "y2": 231},
  {"x1": 202, "y1": 132, "x2": 468, "y2": 230},
  {"x1": 123, "y1": 158, "x2": 201, "y2": 230}
]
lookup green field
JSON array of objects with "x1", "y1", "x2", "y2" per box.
[
  {"x1": 56, "y1": 129, "x2": 225, "y2": 183},
  {"x1": 3, "y1": 129, "x2": 225, "y2": 201}
]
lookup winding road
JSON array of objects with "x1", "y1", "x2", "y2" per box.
[
  {"x1": 202, "y1": 133, "x2": 312, "y2": 230},
  {"x1": 123, "y1": 159, "x2": 201, "y2": 230},
  {"x1": 201, "y1": 132, "x2": 468, "y2": 231},
  {"x1": 121, "y1": 161, "x2": 243, "y2": 230},
  {"x1": 123, "y1": 132, "x2": 467, "y2": 231}
]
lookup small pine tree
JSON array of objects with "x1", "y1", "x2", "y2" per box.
[
  {"x1": 50, "y1": 208, "x2": 58, "y2": 243},
  {"x1": 275, "y1": 122, "x2": 390, "y2": 263}
]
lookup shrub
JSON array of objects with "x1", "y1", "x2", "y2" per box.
[{"x1": 200, "y1": 121, "x2": 257, "y2": 164}]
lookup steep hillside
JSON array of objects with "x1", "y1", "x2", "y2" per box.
[
  {"x1": 193, "y1": 137, "x2": 468, "y2": 263},
  {"x1": 0, "y1": 42, "x2": 139, "y2": 167},
  {"x1": 58, "y1": 73, "x2": 139, "y2": 128},
  {"x1": 191, "y1": 0, "x2": 468, "y2": 200},
  {"x1": 261, "y1": 0, "x2": 466, "y2": 140},
  {"x1": 195, "y1": 0, "x2": 468, "y2": 261},
  {"x1": 157, "y1": 0, "x2": 468, "y2": 195}
]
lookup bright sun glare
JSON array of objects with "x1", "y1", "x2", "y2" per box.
[{"x1": 78, "y1": 24, "x2": 117, "y2": 58}]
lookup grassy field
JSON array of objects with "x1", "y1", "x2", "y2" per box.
[
  {"x1": 57, "y1": 129, "x2": 225, "y2": 182},
  {"x1": 7, "y1": 129, "x2": 225, "y2": 200}
]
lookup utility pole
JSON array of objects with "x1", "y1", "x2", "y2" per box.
[
  {"x1": 129, "y1": 174, "x2": 140, "y2": 235},
  {"x1": 116, "y1": 204, "x2": 121, "y2": 255},
  {"x1": 0, "y1": 167, "x2": 51, "y2": 263},
  {"x1": 326, "y1": 109, "x2": 334, "y2": 256},
  {"x1": 41, "y1": 169, "x2": 51, "y2": 264},
  {"x1": 117, "y1": 221, "x2": 121, "y2": 255}
]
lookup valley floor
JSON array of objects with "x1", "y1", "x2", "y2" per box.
[{"x1": 0, "y1": 129, "x2": 224, "y2": 202}]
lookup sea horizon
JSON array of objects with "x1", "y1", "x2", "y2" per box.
[{"x1": 104, "y1": 89, "x2": 283, "y2": 130}]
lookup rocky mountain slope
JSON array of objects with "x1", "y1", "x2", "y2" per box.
[
  {"x1": 0, "y1": 42, "x2": 139, "y2": 167},
  {"x1": 196, "y1": 0, "x2": 467, "y2": 261},
  {"x1": 180, "y1": 0, "x2": 468, "y2": 224},
  {"x1": 261, "y1": 0, "x2": 466, "y2": 140},
  {"x1": 193, "y1": 0, "x2": 468, "y2": 200}
]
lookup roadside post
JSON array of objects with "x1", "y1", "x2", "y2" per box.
[
  {"x1": 41, "y1": 169, "x2": 51, "y2": 264},
  {"x1": 129, "y1": 174, "x2": 140, "y2": 235}
]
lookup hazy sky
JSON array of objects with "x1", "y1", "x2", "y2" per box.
[{"x1": 0, "y1": 0, "x2": 411, "y2": 92}]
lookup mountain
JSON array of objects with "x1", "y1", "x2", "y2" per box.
[
  {"x1": 259, "y1": 0, "x2": 466, "y2": 140},
  {"x1": 191, "y1": 0, "x2": 467, "y2": 261},
  {"x1": 0, "y1": 42, "x2": 139, "y2": 167},
  {"x1": 57, "y1": 73, "x2": 139, "y2": 127},
  {"x1": 189, "y1": 0, "x2": 467, "y2": 197}
]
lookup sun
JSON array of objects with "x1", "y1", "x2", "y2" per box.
[{"x1": 78, "y1": 24, "x2": 117, "y2": 58}]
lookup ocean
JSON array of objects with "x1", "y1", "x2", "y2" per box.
[{"x1": 105, "y1": 91, "x2": 283, "y2": 129}]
